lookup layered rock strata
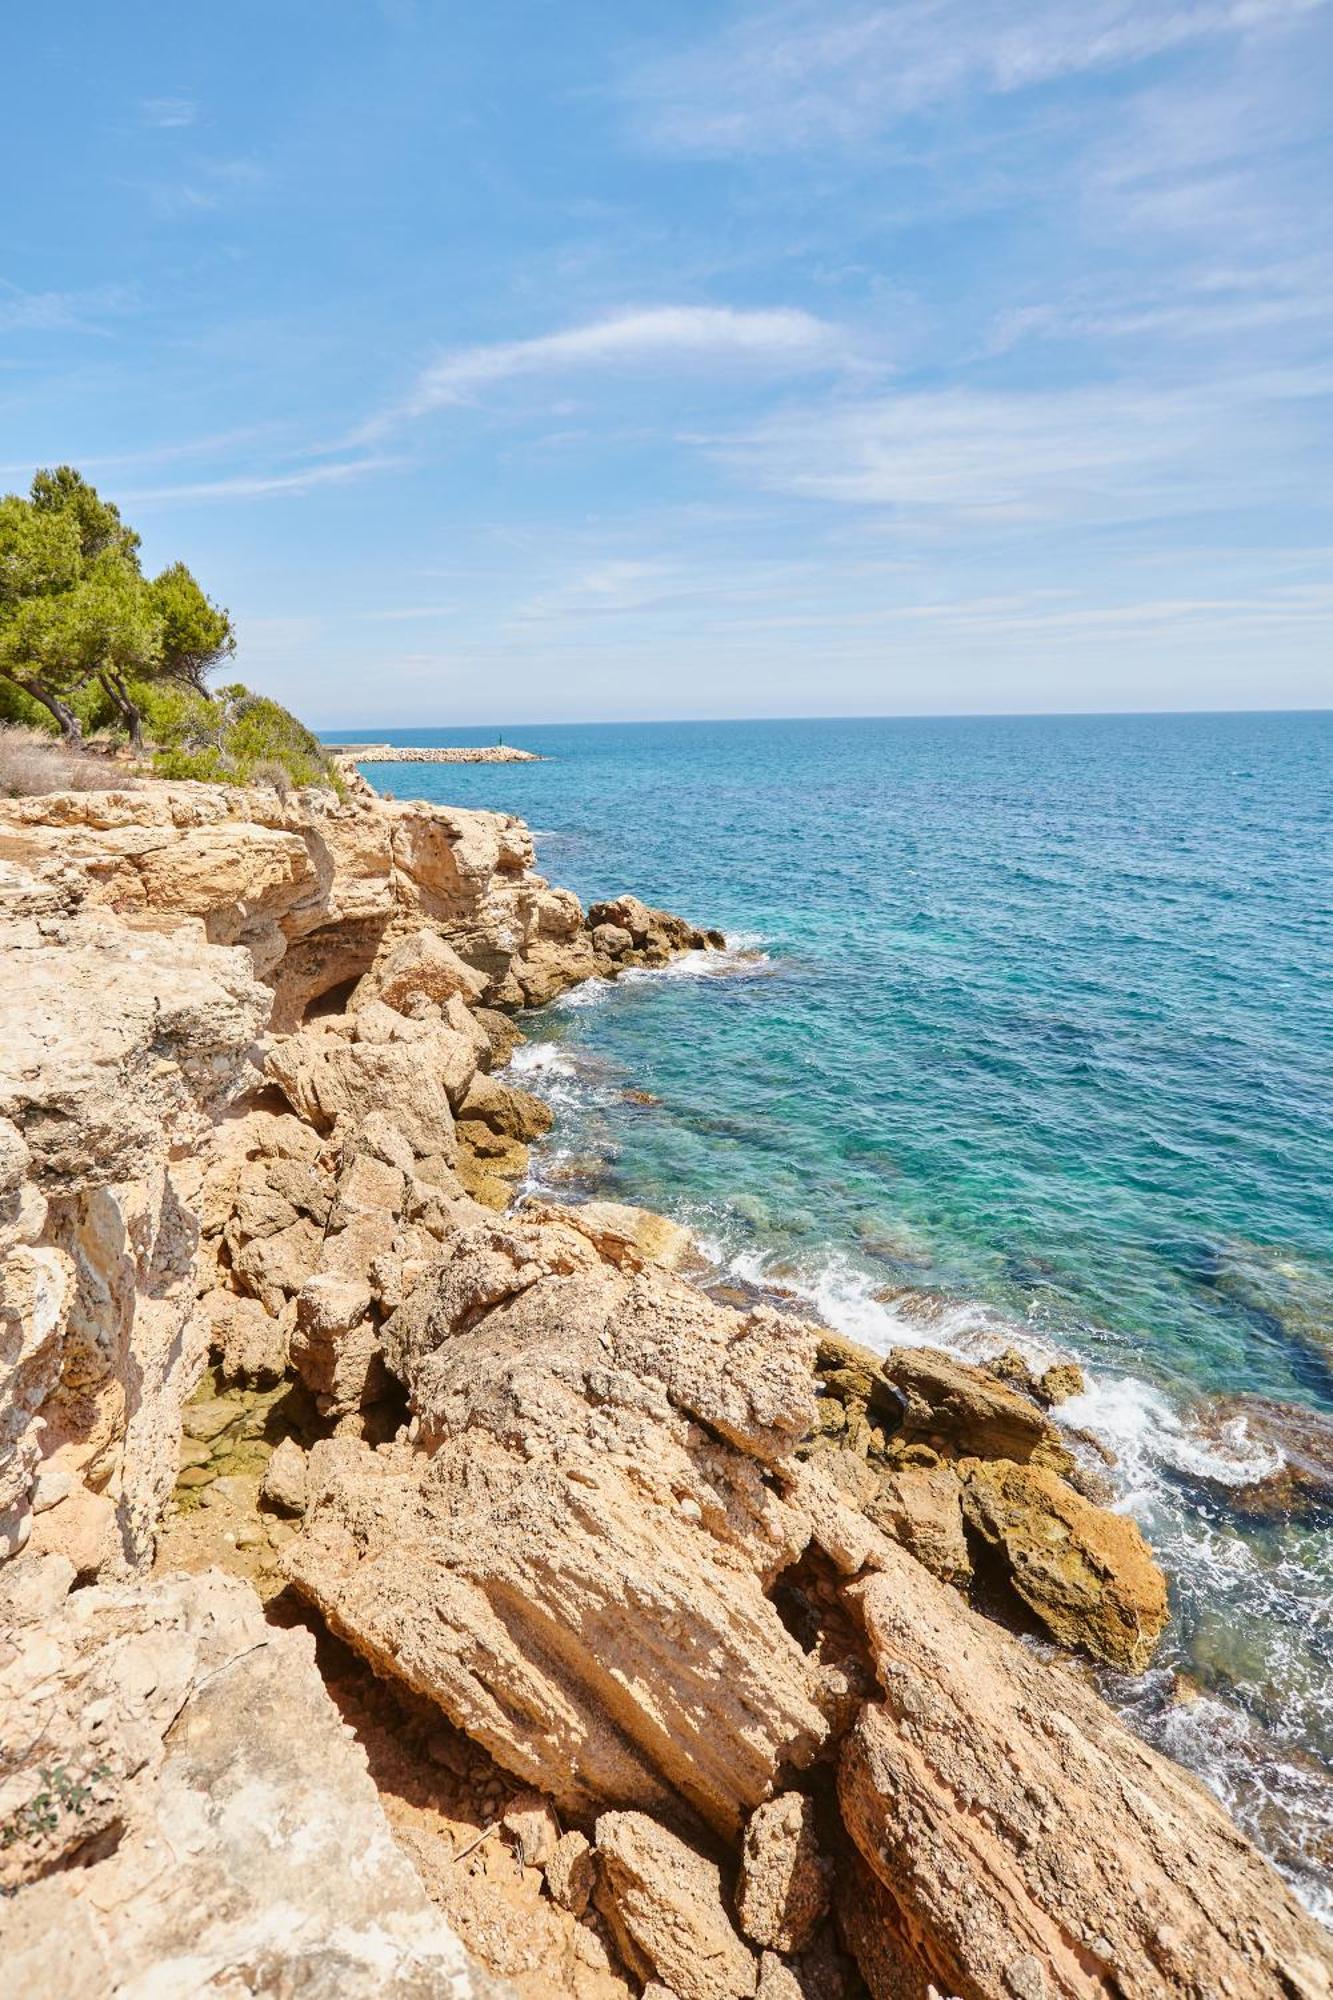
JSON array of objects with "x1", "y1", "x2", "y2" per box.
[{"x1": 1, "y1": 773, "x2": 1329, "y2": 2000}]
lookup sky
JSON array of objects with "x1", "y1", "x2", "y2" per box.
[{"x1": 3, "y1": 1, "x2": 1331, "y2": 726}]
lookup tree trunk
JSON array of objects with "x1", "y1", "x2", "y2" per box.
[
  {"x1": 12, "y1": 674, "x2": 83, "y2": 743},
  {"x1": 99, "y1": 670, "x2": 143, "y2": 752}
]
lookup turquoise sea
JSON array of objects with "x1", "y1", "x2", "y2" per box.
[{"x1": 333, "y1": 712, "x2": 1333, "y2": 1915}]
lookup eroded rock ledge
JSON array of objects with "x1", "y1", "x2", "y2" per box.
[{"x1": 1, "y1": 774, "x2": 1328, "y2": 2000}]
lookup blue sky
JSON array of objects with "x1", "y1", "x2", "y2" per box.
[{"x1": 4, "y1": 1, "x2": 1331, "y2": 725}]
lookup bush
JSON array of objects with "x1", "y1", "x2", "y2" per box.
[
  {"x1": 144, "y1": 682, "x2": 342, "y2": 796},
  {"x1": 0, "y1": 724, "x2": 136, "y2": 797}
]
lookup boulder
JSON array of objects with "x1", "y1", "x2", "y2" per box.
[
  {"x1": 354, "y1": 928, "x2": 488, "y2": 1013},
  {"x1": 199, "y1": 1288, "x2": 289, "y2": 1386},
  {"x1": 0, "y1": 1560, "x2": 499, "y2": 1996},
  {"x1": 836, "y1": 1545, "x2": 1331, "y2": 2000},
  {"x1": 546, "y1": 1830, "x2": 596, "y2": 1916},
  {"x1": 881, "y1": 1345, "x2": 1071, "y2": 1469},
  {"x1": 229, "y1": 1215, "x2": 323, "y2": 1315},
  {"x1": 285, "y1": 1231, "x2": 829, "y2": 1836},
  {"x1": 260, "y1": 1436, "x2": 309, "y2": 1515},
  {"x1": 266, "y1": 1022, "x2": 463, "y2": 1157},
  {"x1": 456, "y1": 1071, "x2": 554, "y2": 1143},
  {"x1": 525, "y1": 1198, "x2": 694, "y2": 1272},
  {"x1": 736, "y1": 1793, "x2": 830, "y2": 1955},
  {"x1": 502, "y1": 1792, "x2": 561, "y2": 1869},
  {"x1": 594, "y1": 1811, "x2": 758, "y2": 2000},
  {"x1": 289, "y1": 1272, "x2": 383, "y2": 1417},
  {"x1": 863, "y1": 1464, "x2": 971, "y2": 1587},
  {"x1": 960, "y1": 1458, "x2": 1168, "y2": 1670}
]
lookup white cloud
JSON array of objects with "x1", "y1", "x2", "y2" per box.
[
  {"x1": 139, "y1": 96, "x2": 197, "y2": 129},
  {"x1": 379, "y1": 305, "x2": 849, "y2": 426},
  {"x1": 0, "y1": 280, "x2": 138, "y2": 335},
  {"x1": 716, "y1": 370, "x2": 1330, "y2": 524},
  {"x1": 629, "y1": 0, "x2": 1328, "y2": 153},
  {"x1": 119, "y1": 456, "x2": 391, "y2": 504}
]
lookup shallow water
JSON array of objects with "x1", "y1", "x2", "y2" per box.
[{"x1": 337, "y1": 712, "x2": 1333, "y2": 1914}]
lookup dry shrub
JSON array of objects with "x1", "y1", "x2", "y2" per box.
[
  {"x1": 247, "y1": 756, "x2": 293, "y2": 799},
  {"x1": 0, "y1": 726, "x2": 136, "y2": 798}
]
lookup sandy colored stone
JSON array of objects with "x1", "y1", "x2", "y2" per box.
[
  {"x1": 960, "y1": 1458, "x2": 1168, "y2": 1670},
  {"x1": 594, "y1": 1811, "x2": 757, "y2": 2000},
  {"x1": 289, "y1": 1272, "x2": 383, "y2": 1417},
  {"x1": 285, "y1": 1227, "x2": 828, "y2": 1836},
  {"x1": 457, "y1": 1071, "x2": 554, "y2": 1143},
  {"x1": 546, "y1": 1831, "x2": 596, "y2": 1916},
  {"x1": 502, "y1": 1792, "x2": 561, "y2": 1869},
  {"x1": 199, "y1": 1287, "x2": 289, "y2": 1385},
  {"x1": 266, "y1": 1021, "x2": 464, "y2": 1157},
  {"x1": 736, "y1": 1793, "x2": 830, "y2": 1955},
  {"x1": 229, "y1": 1214, "x2": 323, "y2": 1314},
  {"x1": 354, "y1": 927, "x2": 489, "y2": 1013},
  {"x1": 526, "y1": 1199, "x2": 693, "y2": 1272},
  {"x1": 1038, "y1": 1361, "x2": 1086, "y2": 1406},
  {"x1": 836, "y1": 1547, "x2": 1331, "y2": 2000},
  {"x1": 881, "y1": 1345, "x2": 1071, "y2": 1469},
  {"x1": 261, "y1": 1436, "x2": 309, "y2": 1514},
  {"x1": 863, "y1": 1464, "x2": 971, "y2": 1587},
  {"x1": 0, "y1": 1560, "x2": 500, "y2": 1995}
]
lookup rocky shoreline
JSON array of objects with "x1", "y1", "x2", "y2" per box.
[{"x1": 1, "y1": 772, "x2": 1329, "y2": 1998}]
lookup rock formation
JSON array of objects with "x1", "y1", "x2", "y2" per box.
[
  {"x1": 0, "y1": 1556, "x2": 502, "y2": 1996},
  {"x1": 1, "y1": 771, "x2": 1328, "y2": 2000}
]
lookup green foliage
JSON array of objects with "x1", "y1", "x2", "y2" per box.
[
  {"x1": 0, "y1": 1759, "x2": 113, "y2": 1853},
  {"x1": 0, "y1": 466, "x2": 233, "y2": 742},
  {"x1": 147, "y1": 681, "x2": 342, "y2": 794}
]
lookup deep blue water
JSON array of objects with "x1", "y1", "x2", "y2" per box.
[{"x1": 330, "y1": 712, "x2": 1333, "y2": 1913}]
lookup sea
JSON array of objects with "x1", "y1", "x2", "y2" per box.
[{"x1": 330, "y1": 712, "x2": 1333, "y2": 1917}]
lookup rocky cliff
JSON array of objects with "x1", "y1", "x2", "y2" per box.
[{"x1": 0, "y1": 774, "x2": 1328, "y2": 2000}]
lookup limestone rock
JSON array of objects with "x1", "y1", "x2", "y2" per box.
[
  {"x1": 200, "y1": 1287, "x2": 288, "y2": 1385},
  {"x1": 229, "y1": 1214, "x2": 323, "y2": 1314},
  {"x1": 261, "y1": 1435, "x2": 309, "y2": 1514},
  {"x1": 456, "y1": 1071, "x2": 554, "y2": 1143},
  {"x1": 736, "y1": 1793, "x2": 830, "y2": 1955},
  {"x1": 546, "y1": 1830, "x2": 596, "y2": 1916},
  {"x1": 526, "y1": 1198, "x2": 693, "y2": 1272},
  {"x1": 1038, "y1": 1361, "x2": 1086, "y2": 1407},
  {"x1": 290, "y1": 1272, "x2": 383, "y2": 1417},
  {"x1": 266, "y1": 1021, "x2": 464, "y2": 1157},
  {"x1": 862, "y1": 1463, "x2": 972, "y2": 1586},
  {"x1": 881, "y1": 1345, "x2": 1070, "y2": 1469},
  {"x1": 836, "y1": 1546, "x2": 1332, "y2": 2000},
  {"x1": 960, "y1": 1458, "x2": 1168, "y2": 1670},
  {"x1": 594, "y1": 1811, "x2": 758, "y2": 2000},
  {"x1": 354, "y1": 927, "x2": 489, "y2": 1013},
  {"x1": 502, "y1": 1792, "x2": 561, "y2": 1868},
  {"x1": 285, "y1": 1235, "x2": 828, "y2": 1836},
  {"x1": 0, "y1": 1560, "x2": 501, "y2": 1995}
]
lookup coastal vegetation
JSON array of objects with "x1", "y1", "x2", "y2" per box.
[{"x1": 0, "y1": 466, "x2": 340, "y2": 795}]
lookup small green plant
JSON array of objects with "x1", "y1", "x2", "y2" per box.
[{"x1": 0, "y1": 1760, "x2": 113, "y2": 1852}]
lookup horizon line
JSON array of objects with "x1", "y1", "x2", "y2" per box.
[{"x1": 315, "y1": 705, "x2": 1333, "y2": 735}]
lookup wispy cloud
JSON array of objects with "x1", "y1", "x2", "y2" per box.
[
  {"x1": 139, "y1": 95, "x2": 197, "y2": 129},
  {"x1": 119, "y1": 456, "x2": 392, "y2": 504},
  {"x1": 0, "y1": 280, "x2": 138, "y2": 336},
  {"x1": 135, "y1": 155, "x2": 267, "y2": 221},
  {"x1": 366, "y1": 305, "x2": 850, "y2": 432},
  {"x1": 628, "y1": 0, "x2": 1328, "y2": 153},
  {"x1": 716, "y1": 369, "x2": 1332, "y2": 525}
]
